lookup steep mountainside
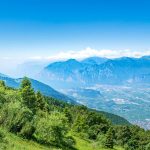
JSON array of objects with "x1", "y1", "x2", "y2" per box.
[
  {"x1": 0, "y1": 73, "x2": 131, "y2": 126},
  {"x1": 0, "y1": 79, "x2": 149, "y2": 150},
  {"x1": 37, "y1": 56, "x2": 150, "y2": 89},
  {"x1": 34, "y1": 56, "x2": 150, "y2": 129},
  {"x1": 0, "y1": 74, "x2": 75, "y2": 103}
]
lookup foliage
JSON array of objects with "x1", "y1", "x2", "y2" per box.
[
  {"x1": 34, "y1": 112, "x2": 68, "y2": 146},
  {"x1": 115, "y1": 126, "x2": 131, "y2": 146},
  {"x1": 35, "y1": 91, "x2": 47, "y2": 111},
  {"x1": 0, "y1": 128, "x2": 8, "y2": 149},
  {"x1": 124, "y1": 139, "x2": 139, "y2": 150},
  {"x1": 71, "y1": 106, "x2": 110, "y2": 140},
  {"x1": 146, "y1": 143, "x2": 150, "y2": 150},
  {"x1": 104, "y1": 127, "x2": 115, "y2": 148},
  {"x1": 20, "y1": 77, "x2": 37, "y2": 112},
  {"x1": 0, "y1": 78, "x2": 150, "y2": 150}
]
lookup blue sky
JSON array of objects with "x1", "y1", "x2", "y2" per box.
[{"x1": 0, "y1": 0, "x2": 150, "y2": 73}]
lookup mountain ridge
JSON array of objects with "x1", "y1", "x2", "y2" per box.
[
  {"x1": 0, "y1": 74, "x2": 75, "y2": 103},
  {"x1": 0, "y1": 73, "x2": 131, "y2": 127},
  {"x1": 37, "y1": 56, "x2": 150, "y2": 89}
]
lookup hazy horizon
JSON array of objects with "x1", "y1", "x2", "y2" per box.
[
  {"x1": 0, "y1": 0, "x2": 150, "y2": 75},
  {"x1": 0, "y1": 51, "x2": 150, "y2": 77}
]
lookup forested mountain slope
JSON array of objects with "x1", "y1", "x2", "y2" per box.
[
  {"x1": 0, "y1": 74, "x2": 75, "y2": 103},
  {"x1": 0, "y1": 78, "x2": 150, "y2": 150}
]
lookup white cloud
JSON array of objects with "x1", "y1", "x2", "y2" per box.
[
  {"x1": 29, "y1": 47, "x2": 150, "y2": 61},
  {"x1": 28, "y1": 56, "x2": 43, "y2": 60},
  {"x1": 0, "y1": 48, "x2": 149, "y2": 76}
]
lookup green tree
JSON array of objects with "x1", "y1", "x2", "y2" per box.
[
  {"x1": 146, "y1": 143, "x2": 150, "y2": 150},
  {"x1": 20, "y1": 77, "x2": 36, "y2": 112},
  {"x1": 35, "y1": 91, "x2": 47, "y2": 111},
  {"x1": 116, "y1": 126, "x2": 131, "y2": 146},
  {"x1": 64, "y1": 108, "x2": 73, "y2": 124},
  {"x1": 0, "y1": 81, "x2": 5, "y2": 87},
  {"x1": 34, "y1": 112, "x2": 69, "y2": 146},
  {"x1": 125, "y1": 139, "x2": 139, "y2": 150},
  {"x1": 104, "y1": 127, "x2": 115, "y2": 149}
]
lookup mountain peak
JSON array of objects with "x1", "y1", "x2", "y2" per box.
[
  {"x1": 0, "y1": 73, "x2": 9, "y2": 78},
  {"x1": 141, "y1": 55, "x2": 150, "y2": 60},
  {"x1": 66, "y1": 58, "x2": 78, "y2": 62},
  {"x1": 81, "y1": 56, "x2": 109, "y2": 65}
]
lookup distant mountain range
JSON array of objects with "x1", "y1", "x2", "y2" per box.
[
  {"x1": 0, "y1": 73, "x2": 132, "y2": 126},
  {"x1": 7, "y1": 55, "x2": 150, "y2": 129},
  {"x1": 0, "y1": 74, "x2": 75, "y2": 104},
  {"x1": 81, "y1": 56, "x2": 109, "y2": 65},
  {"x1": 36, "y1": 56, "x2": 150, "y2": 89}
]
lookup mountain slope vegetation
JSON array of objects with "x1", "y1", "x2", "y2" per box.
[
  {"x1": 35, "y1": 56, "x2": 150, "y2": 129},
  {"x1": 0, "y1": 78, "x2": 150, "y2": 150},
  {"x1": 0, "y1": 74, "x2": 75, "y2": 103},
  {"x1": 0, "y1": 73, "x2": 131, "y2": 126}
]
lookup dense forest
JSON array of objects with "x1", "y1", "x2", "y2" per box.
[{"x1": 0, "y1": 77, "x2": 150, "y2": 150}]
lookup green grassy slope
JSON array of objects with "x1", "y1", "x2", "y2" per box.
[
  {"x1": 1, "y1": 128, "x2": 124, "y2": 150},
  {"x1": 0, "y1": 129, "x2": 51, "y2": 150},
  {"x1": 0, "y1": 75, "x2": 130, "y2": 126},
  {"x1": 0, "y1": 78, "x2": 149, "y2": 150},
  {"x1": 74, "y1": 136, "x2": 124, "y2": 150}
]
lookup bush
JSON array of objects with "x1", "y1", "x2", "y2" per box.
[
  {"x1": 125, "y1": 139, "x2": 139, "y2": 150},
  {"x1": 88, "y1": 124, "x2": 109, "y2": 140},
  {"x1": 19, "y1": 121, "x2": 35, "y2": 139},
  {"x1": 34, "y1": 112, "x2": 70, "y2": 147},
  {"x1": 0, "y1": 128, "x2": 8, "y2": 149},
  {"x1": 0, "y1": 99, "x2": 33, "y2": 133},
  {"x1": 97, "y1": 133, "x2": 106, "y2": 145},
  {"x1": 0, "y1": 128, "x2": 6, "y2": 142},
  {"x1": 63, "y1": 136, "x2": 76, "y2": 148},
  {"x1": 146, "y1": 143, "x2": 150, "y2": 150}
]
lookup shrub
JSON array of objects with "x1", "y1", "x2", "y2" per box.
[
  {"x1": 125, "y1": 139, "x2": 139, "y2": 150},
  {"x1": 19, "y1": 121, "x2": 35, "y2": 139},
  {"x1": 146, "y1": 143, "x2": 150, "y2": 150},
  {"x1": 0, "y1": 128, "x2": 8, "y2": 149},
  {"x1": 34, "y1": 112, "x2": 70, "y2": 147},
  {"x1": 63, "y1": 136, "x2": 76, "y2": 148}
]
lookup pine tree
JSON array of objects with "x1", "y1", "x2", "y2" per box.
[
  {"x1": 0, "y1": 81, "x2": 5, "y2": 87},
  {"x1": 35, "y1": 91, "x2": 46, "y2": 111},
  {"x1": 118, "y1": 126, "x2": 131, "y2": 146},
  {"x1": 125, "y1": 139, "x2": 139, "y2": 150},
  {"x1": 104, "y1": 127, "x2": 115, "y2": 149},
  {"x1": 64, "y1": 108, "x2": 72, "y2": 124},
  {"x1": 20, "y1": 77, "x2": 36, "y2": 112}
]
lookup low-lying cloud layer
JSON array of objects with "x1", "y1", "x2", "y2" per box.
[
  {"x1": 29, "y1": 47, "x2": 150, "y2": 61},
  {"x1": 0, "y1": 47, "x2": 150, "y2": 76}
]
